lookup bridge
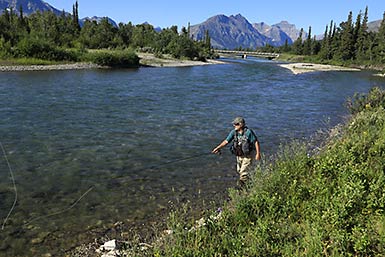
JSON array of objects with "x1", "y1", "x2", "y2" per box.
[{"x1": 214, "y1": 50, "x2": 280, "y2": 60}]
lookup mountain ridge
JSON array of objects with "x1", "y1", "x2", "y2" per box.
[
  {"x1": 190, "y1": 14, "x2": 304, "y2": 49},
  {"x1": 0, "y1": 0, "x2": 62, "y2": 15}
]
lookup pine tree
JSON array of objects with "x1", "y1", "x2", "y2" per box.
[
  {"x1": 337, "y1": 11, "x2": 355, "y2": 61},
  {"x1": 18, "y1": 5, "x2": 25, "y2": 26},
  {"x1": 319, "y1": 24, "x2": 330, "y2": 60},
  {"x1": 303, "y1": 26, "x2": 312, "y2": 55},
  {"x1": 356, "y1": 7, "x2": 369, "y2": 61},
  {"x1": 352, "y1": 11, "x2": 362, "y2": 60},
  {"x1": 375, "y1": 11, "x2": 385, "y2": 63},
  {"x1": 72, "y1": 1, "x2": 80, "y2": 32},
  {"x1": 312, "y1": 35, "x2": 321, "y2": 55},
  {"x1": 292, "y1": 28, "x2": 303, "y2": 55},
  {"x1": 282, "y1": 39, "x2": 290, "y2": 52},
  {"x1": 319, "y1": 20, "x2": 336, "y2": 60},
  {"x1": 204, "y1": 29, "x2": 211, "y2": 50},
  {"x1": 0, "y1": 9, "x2": 11, "y2": 44}
]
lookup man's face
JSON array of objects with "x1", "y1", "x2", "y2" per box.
[{"x1": 233, "y1": 123, "x2": 242, "y2": 131}]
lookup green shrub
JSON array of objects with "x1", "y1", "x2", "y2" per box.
[
  {"x1": 85, "y1": 50, "x2": 139, "y2": 68},
  {"x1": 0, "y1": 37, "x2": 12, "y2": 58},
  {"x1": 346, "y1": 87, "x2": 385, "y2": 114},
  {"x1": 15, "y1": 38, "x2": 79, "y2": 62}
]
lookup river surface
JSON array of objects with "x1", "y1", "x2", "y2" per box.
[{"x1": 0, "y1": 58, "x2": 384, "y2": 256}]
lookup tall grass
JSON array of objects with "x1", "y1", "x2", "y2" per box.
[{"x1": 146, "y1": 87, "x2": 385, "y2": 257}]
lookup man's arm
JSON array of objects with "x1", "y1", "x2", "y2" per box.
[
  {"x1": 255, "y1": 140, "x2": 261, "y2": 160},
  {"x1": 212, "y1": 140, "x2": 229, "y2": 154}
]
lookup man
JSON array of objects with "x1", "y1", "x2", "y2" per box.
[{"x1": 212, "y1": 117, "x2": 261, "y2": 186}]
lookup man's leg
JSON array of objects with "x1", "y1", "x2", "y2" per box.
[{"x1": 236, "y1": 156, "x2": 253, "y2": 186}]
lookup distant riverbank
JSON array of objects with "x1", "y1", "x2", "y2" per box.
[
  {"x1": 3, "y1": 56, "x2": 376, "y2": 74},
  {"x1": 0, "y1": 53, "x2": 227, "y2": 72}
]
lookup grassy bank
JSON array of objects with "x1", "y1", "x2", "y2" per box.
[
  {"x1": 277, "y1": 53, "x2": 385, "y2": 72},
  {"x1": 0, "y1": 48, "x2": 140, "y2": 68},
  {"x1": 137, "y1": 87, "x2": 385, "y2": 256}
]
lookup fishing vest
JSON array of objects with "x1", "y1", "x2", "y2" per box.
[{"x1": 230, "y1": 127, "x2": 254, "y2": 156}]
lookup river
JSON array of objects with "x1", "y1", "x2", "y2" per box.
[{"x1": 0, "y1": 58, "x2": 384, "y2": 256}]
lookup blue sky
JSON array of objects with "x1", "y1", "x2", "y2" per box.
[{"x1": 47, "y1": 0, "x2": 384, "y2": 35}]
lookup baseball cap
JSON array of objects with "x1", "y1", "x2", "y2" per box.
[{"x1": 232, "y1": 117, "x2": 245, "y2": 125}]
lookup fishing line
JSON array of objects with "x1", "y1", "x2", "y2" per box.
[
  {"x1": 2, "y1": 148, "x2": 211, "y2": 228},
  {"x1": 0, "y1": 141, "x2": 94, "y2": 228},
  {"x1": 23, "y1": 186, "x2": 94, "y2": 226},
  {"x1": 1, "y1": 141, "x2": 18, "y2": 230},
  {"x1": 24, "y1": 152, "x2": 211, "y2": 225}
]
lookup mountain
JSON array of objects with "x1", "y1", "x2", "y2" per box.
[
  {"x1": 266, "y1": 21, "x2": 304, "y2": 42},
  {"x1": 0, "y1": 0, "x2": 62, "y2": 15},
  {"x1": 368, "y1": 19, "x2": 382, "y2": 32},
  {"x1": 80, "y1": 16, "x2": 118, "y2": 28},
  {"x1": 190, "y1": 14, "x2": 270, "y2": 49},
  {"x1": 190, "y1": 14, "x2": 305, "y2": 49},
  {"x1": 253, "y1": 21, "x2": 297, "y2": 45}
]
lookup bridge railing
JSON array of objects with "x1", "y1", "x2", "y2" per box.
[{"x1": 214, "y1": 50, "x2": 279, "y2": 58}]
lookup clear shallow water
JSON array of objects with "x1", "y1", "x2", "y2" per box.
[{"x1": 0, "y1": 58, "x2": 384, "y2": 255}]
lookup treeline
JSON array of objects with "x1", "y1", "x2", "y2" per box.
[
  {"x1": 0, "y1": 1, "x2": 214, "y2": 66},
  {"x1": 261, "y1": 7, "x2": 385, "y2": 66}
]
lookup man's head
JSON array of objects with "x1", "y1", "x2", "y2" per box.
[{"x1": 232, "y1": 117, "x2": 245, "y2": 130}]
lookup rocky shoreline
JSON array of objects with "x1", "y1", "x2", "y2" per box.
[{"x1": 0, "y1": 62, "x2": 104, "y2": 72}]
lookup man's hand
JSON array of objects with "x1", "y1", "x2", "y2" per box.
[
  {"x1": 212, "y1": 140, "x2": 228, "y2": 155},
  {"x1": 255, "y1": 152, "x2": 261, "y2": 160}
]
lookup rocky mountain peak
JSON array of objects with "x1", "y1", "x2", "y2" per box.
[{"x1": 0, "y1": 0, "x2": 62, "y2": 15}]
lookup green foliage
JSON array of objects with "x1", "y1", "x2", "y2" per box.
[
  {"x1": 167, "y1": 35, "x2": 199, "y2": 60},
  {"x1": 0, "y1": 37, "x2": 12, "y2": 58},
  {"x1": 85, "y1": 50, "x2": 139, "y2": 67},
  {"x1": 346, "y1": 87, "x2": 385, "y2": 114},
  {"x1": 16, "y1": 37, "x2": 79, "y2": 61},
  {"x1": 151, "y1": 88, "x2": 385, "y2": 256}
]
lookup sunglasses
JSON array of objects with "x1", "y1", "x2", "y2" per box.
[{"x1": 233, "y1": 123, "x2": 240, "y2": 126}]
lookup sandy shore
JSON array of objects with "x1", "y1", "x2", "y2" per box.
[
  {"x1": 279, "y1": 62, "x2": 360, "y2": 74},
  {"x1": 137, "y1": 53, "x2": 226, "y2": 67}
]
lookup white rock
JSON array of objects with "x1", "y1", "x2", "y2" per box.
[{"x1": 101, "y1": 239, "x2": 116, "y2": 251}]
